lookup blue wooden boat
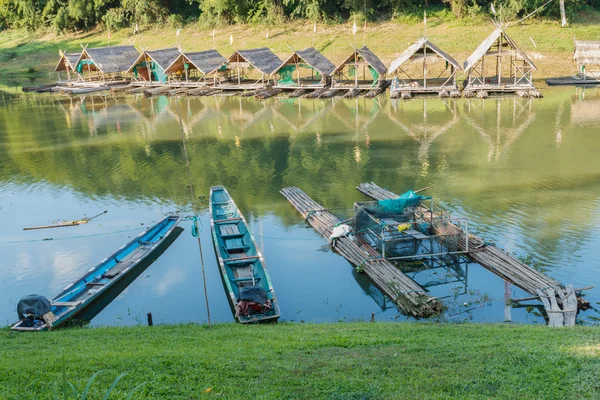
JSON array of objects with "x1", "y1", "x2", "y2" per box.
[
  {"x1": 11, "y1": 215, "x2": 182, "y2": 331},
  {"x1": 209, "y1": 186, "x2": 280, "y2": 323}
]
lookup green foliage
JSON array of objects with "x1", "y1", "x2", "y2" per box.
[{"x1": 0, "y1": 0, "x2": 595, "y2": 31}]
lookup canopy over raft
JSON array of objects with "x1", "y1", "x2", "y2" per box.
[
  {"x1": 164, "y1": 49, "x2": 226, "y2": 83},
  {"x1": 463, "y1": 27, "x2": 538, "y2": 96},
  {"x1": 389, "y1": 38, "x2": 462, "y2": 98},
  {"x1": 332, "y1": 46, "x2": 387, "y2": 90},
  {"x1": 76, "y1": 45, "x2": 140, "y2": 81},
  {"x1": 218, "y1": 47, "x2": 283, "y2": 90},
  {"x1": 274, "y1": 47, "x2": 336, "y2": 89},
  {"x1": 127, "y1": 48, "x2": 181, "y2": 83}
]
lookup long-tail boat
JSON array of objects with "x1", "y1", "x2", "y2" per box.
[
  {"x1": 11, "y1": 215, "x2": 182, "y2": 331},
  {"x1": 209, "y1": 186, "x2": 280, "y2": 323}
]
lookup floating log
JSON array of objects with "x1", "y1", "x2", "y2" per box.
[
  {"x1": 304, "y1": 87, "x2": 329, "y2": 99},
  {"x1": 318, "y1": 89, "x2": 344, "y2": 99},
  {"x1": 288, "y1": 89, "x2": 307, "y2": 98},
  {"x1": 63, "y1": 86, "x2": 110, "y2": 95},
  {"x1": 255, "y1": 88, "x2": 281, "y2": 100},
  {"x1": 344, "y1": 88, "x2": 362, "y2": 98},
  {"x1": 238, "y1": 90, "x2": 257, "y2": 97},
  {"x1": 356, "y1": 182, "x2": 592, "y2": 318},
  {"x1": 364, "y1": 87, "x2": 385, "y2": 98},
  {"x1": 143, "y1": 87, "x2": 170, "y2": 97},
  {"x1": 280, "y1": 186, "x2": 442, "y2": 318}
]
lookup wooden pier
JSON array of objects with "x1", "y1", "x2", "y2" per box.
[
  {"x1": 281, "y1": 187, "x2": 442, "y2": 318},
  {"x1": 357, "y1": 182, "x2": 590, "y2": 325}
]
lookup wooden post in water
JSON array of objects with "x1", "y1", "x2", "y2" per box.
[{"x1": 147, "y1": 312, "x2": 153, "y2": 326}]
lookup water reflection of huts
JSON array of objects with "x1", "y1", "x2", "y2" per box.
[{"x1": 45, "y1": 26, "x2": 548, "y2": 99}]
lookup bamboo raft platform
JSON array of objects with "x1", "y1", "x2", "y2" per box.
[
  {"x1": 357, "y1": 182, "x2": 591, "y2": 324},
  {"x1": 280, "y1": 187, "x2": 442, "y2": 318}
]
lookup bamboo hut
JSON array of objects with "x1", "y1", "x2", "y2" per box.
[
  {"x1": 574, "y1": 41, "x2": 600, "y2": 78},
  {"x1": 388, "y1": 38, "x2": 461, "y2": 98},
  {"x1": 218, "y1": 48, "x2": 283, "y2": 90},
  {"x1": 127, "y1": 48, "x2": 181, "y2": 84},
  {"x1": 75, "y1": 45, "x2": 140, "y2": 83},
  {"x1": 463, "y1": 27, "x2": 538, "y2": 96},
  {"x1": 163, "y1": 49, "x2": 226, "y2": 85},
  {"x1": 54, "y1": 51, "x2": 82, "y2": 82},
  {"x1": 273, "y1": 48, "x2": 335, "y2": 90},
  {"x1": 332, "y1": 46, "x2": 387, "y2": 90}
]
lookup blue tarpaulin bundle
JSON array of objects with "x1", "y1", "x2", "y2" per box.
[{"x1": 377, "y1": 190, "x2": 431, "y2": 214}]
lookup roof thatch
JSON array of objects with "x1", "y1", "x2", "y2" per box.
[
  {"x1": 127, "y1": 48, "x2": 181, "y2": 73},
  {"x1": 165, "y1": 49, "x2": 226, "y2": 74},
  {"x1": 82, "y1": 45, "x2": 140, "y2": 74},
  {"x1": 333, "y1": 46, "x2": 387, "y2": 75},
  {"x1": 574, "y1": 40, "x2": 600, "y2": 66},
  {"x1": 388, "y1": 38, "x2": 461, "y2": 74},
  {"x1": 54, "y1": 52, "x2": 81, "y2": 72},
  {"x1": 276, "y1": 48, "x2": 336, "y2": 76},
  {"x1": 227, "y1": 48, "x2": 283, "y2": 75},
  {"x1": 463, "y1": 28, "x2": 537, "y2": 72}
]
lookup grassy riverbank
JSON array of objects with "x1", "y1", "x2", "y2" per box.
[
  {"x1": 1, "y1": 322, "x2": 599, "y2": 399},
  {"x1": 0, "y1": 17, "x2": 598, "y2": 86}
]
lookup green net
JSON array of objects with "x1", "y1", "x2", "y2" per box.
[
  {"x1": 150, "y1": 61, "x2": 168, "y2": 83},
  {"x1": 377, "y1": 190, "x2": 430, "y2": 214},
  {"x1": 278, "y1": 65, "x2": 297, "y2": 85},
  {"x1": 368, "y1": 66, "x2": 379, "y2": 86},
  {"x1": 348, "y1": 65, "x2": 356, "y2": 77},
  {"x1": 75, "y1": 59, "x2": 94, "y2": 73}
]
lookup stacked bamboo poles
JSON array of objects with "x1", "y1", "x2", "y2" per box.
[
  {"x1": 356, "y1": 182, "x2": 591, "y2": 311},
  {"x1": 281, "y1": 187, "x2": 442, "y2": 318}
]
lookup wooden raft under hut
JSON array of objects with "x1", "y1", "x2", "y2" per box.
[
  {"x1": 356, "y1": 182, "x2": 591, "y2": 327},
  {"x1": 280, "y1": 187, "x2": 442, "y2": 318}
]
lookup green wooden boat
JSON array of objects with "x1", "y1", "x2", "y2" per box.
[{"x1": 209, "y1": 186, "x2": 280, "y2": 323}]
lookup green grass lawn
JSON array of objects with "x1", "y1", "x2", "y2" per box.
[
  {"x1": 1, "y1": 322, "x2": 599, "y2": 399},
  {"x1": 1, "y1": 17, "x2": 599, "y2": 85}
]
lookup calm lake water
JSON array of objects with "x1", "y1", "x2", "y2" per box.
[{"x1": 1, "y1": 86, "x2": 599, "y2": 326}]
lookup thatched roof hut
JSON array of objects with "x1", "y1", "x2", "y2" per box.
[
  {"x1": 54, "y1": 52, "x2": 81, "y2": 72},
  {"x1": 77, "y1": 45, "x2": 140, "y2": 76},
  {"x1": 164, "y1": 49, "x2": 226, "y2": 81},
  {"x1": 127, "y1": 48, "x2": 181, "y2": 83},
  {"x1": 219, "y1": 47, "x2": 283, "y2": 89},
  {"x1": 273, "y1": 47, "x2": 335, "y2": 88},
  {"x1": 463, "y1": 27, "x2": 537, "y2": 93},
  {"x1": 574, "y1": 40, "x2": 600, "y2": 77},
  {"x1": 388, "y1": 38, "x2": 461, "y2": 96},
  {"x1": 332, "y1": 46, "x2": 387, "y2": 89},
  {"x1": 227, "y1": 48, "x2": 283, "y2": 76}
]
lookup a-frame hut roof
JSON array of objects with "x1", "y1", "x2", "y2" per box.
[
  {"x1": 277, "y1": 47, "x2": 336, "y2": 76},
  {"x1": 165, "y1": 49, "x2": 226, "y2": 74},
  {"x1": 127, "y1": 48, "x2": 181, "y2": 72},
  {"x1": 81, "y1": 45, "x2": 140, "y2": 74},
  {"x1": 54, "y1": 52, "x2": 81, "y2": 72},
  {"x1": 228, "y1": 47, "x2": 283, "y2": 75},
  {"x1": 389, "y1": 38, "x2": 462, "y2": 74},
  {"x1": 574, "y1": 40, "x2": 600, "y2": 65},
  {"x1": 463, "y1": 28, "x2": 537, "y2": 73},
  {"x1": 333, "y1": 46, "x2": 387, "y2": 75}
]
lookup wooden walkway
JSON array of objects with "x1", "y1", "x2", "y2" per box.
[
  {"x1": 280, "y1": 187, "x2": 442, "y2": 318},
  {"x1": 357, "y1": 182, "x2": 590, "y2": 322}
]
